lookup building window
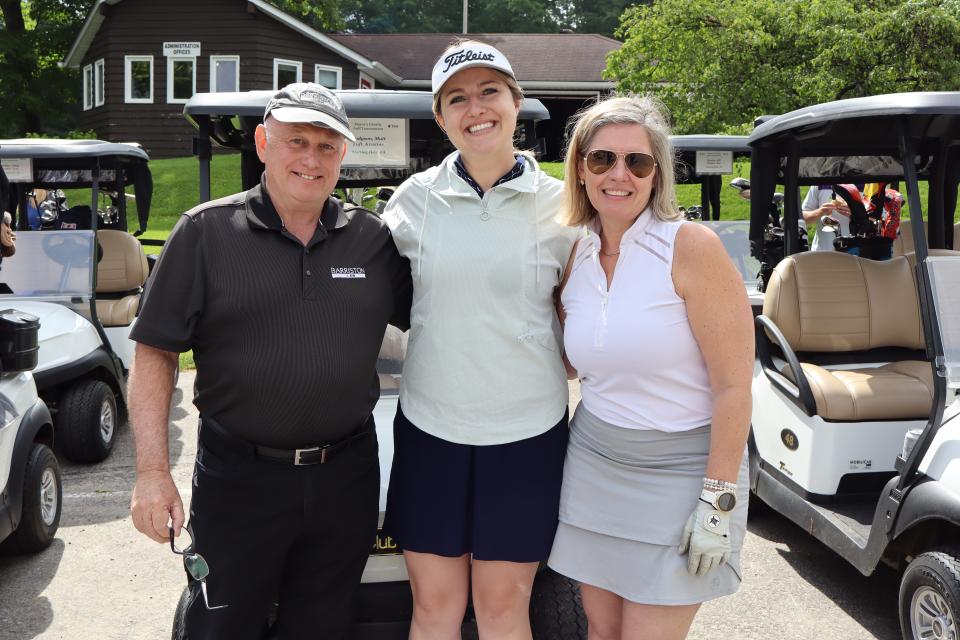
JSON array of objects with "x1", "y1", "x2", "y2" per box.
[
  {"x1": 359, "y1": 72, "x2": 375, "y2": 90},
  {"x1": 210, "y1": 55, "x2": 239, "y2": 92},
  {"x1": 314, "y1": 64, "x2": 341, "y2": 90},
  {"x1": 167, "y1": 57, "x2": 196, "y2": 103},
  {"x1": 273, "y1": 58, "x2": 301, "y2": 89},
  {"x1": 125, "y1": 56, "x2": 153, "y2": 103},
  {"x1": 83, "y1": 64, "x2": 93, "y2": 110},
  {"x1": 94, "y1": 59, "x2": 105, "y2": 106}
]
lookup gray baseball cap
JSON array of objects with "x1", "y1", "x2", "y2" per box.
[{"x1": 264, "y1": 83, "x2": 356, "y2": 142}]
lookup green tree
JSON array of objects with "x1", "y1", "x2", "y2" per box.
[
  {"x1": 563, "y1": 0, "x2": 645, "y2": 37},
  {"x1": 266, "y1": 0, "x2": 344, "y2": 30},
  {"x1": 0, "y1": 0, "x2": 94, "y2": 137},
  {"x1": 607, "y1": 0, "x2": 960, "y2": 134},
  {"x1": 338, "y1": 0, "x2": 569, "y2": 33}
]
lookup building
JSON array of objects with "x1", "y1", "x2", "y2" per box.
[{"x1": 64, "y1": 0, "x2": 620, "y2": 159}]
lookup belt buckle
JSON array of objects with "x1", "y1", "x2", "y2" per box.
[{"x1": 294, "y1": 446, "x2": 324, "y2": 466}]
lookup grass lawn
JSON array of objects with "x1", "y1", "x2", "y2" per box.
[{"x1": 140, "y1": 154, "x2": 944, "y2": 244}]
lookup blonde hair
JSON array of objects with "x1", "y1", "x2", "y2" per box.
[
  {"x1": 561, "y1": 94, "x2": 680, "y2": 227},
  {"x1": 432, "y1": 39, "x2": 524, "y2": 116}
]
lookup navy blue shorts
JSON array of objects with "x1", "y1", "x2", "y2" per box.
[{"x1": 382, "y1": 406, "x2": 569, "y2": 562}]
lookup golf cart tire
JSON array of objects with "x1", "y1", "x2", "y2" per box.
[
  {"x1": 57, "y1": 380, "x2": 117, "y2": 463},
  {"x1": 530, "y1": 567, "x2": 587, "y2": 640},
  {"x1": 1, "y1": 444, "x2": 61, "y2": 554},
  {"x1": 172, "y1": 584, "x2": 189, "y2": 640},
  {"x1": 899, "y1": 546, "x2": 960, "y2": 640}
]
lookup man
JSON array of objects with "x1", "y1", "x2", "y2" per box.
[
  {"x1": 128, "y1": 83, "x2": 412, "y2": 639},
  {"x1": 802, "y1": 184, "x2": 852, "y2": 251}
]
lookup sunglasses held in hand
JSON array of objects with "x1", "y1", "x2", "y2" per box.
[
  {"x1": 583, "y1": 150, "x2": 657, "y2": 179},
  {"x1": 169, "y1": 526, "x2": 228, "y2": 610}
]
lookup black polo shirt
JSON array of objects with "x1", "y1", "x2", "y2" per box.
[{"x1": 131, "y1": 177, "x2": 412, "y2": 448}]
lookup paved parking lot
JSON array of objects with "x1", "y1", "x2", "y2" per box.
[{"x1": 0, "y1": 371, "x2": 900, "y2": 639}]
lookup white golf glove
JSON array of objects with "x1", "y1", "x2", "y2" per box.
[{"x1": 678, "y1": 490, "x2": 732, "y2": 576}]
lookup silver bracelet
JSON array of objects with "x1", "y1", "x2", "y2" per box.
[{"x1": 703, "y1": 477, "x2": 738, "y2": 492}]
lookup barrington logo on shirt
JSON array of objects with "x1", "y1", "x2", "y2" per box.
[{"x1": 330, "y1": 267, "x2": 366, "y2": 279}]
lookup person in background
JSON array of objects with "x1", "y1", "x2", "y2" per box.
[
  {"x1": 382, "y1": 40, "x2": 578, "y2": 639},
  {"x1": 549, "y1": 94, "x2": 754, "y2": 640},
  {"x1": 802, "y1": 184, "x2": 851, "y2": 251}
]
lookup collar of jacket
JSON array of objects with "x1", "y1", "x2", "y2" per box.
[{"x1": 423, "y1": 151, "x2": 542, "y2": 198}]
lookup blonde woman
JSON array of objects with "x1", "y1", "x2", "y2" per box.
[
  {"x1": 549, "y1": 95, "x2": 754, "y2": 640},
  {"x1": 382, "y1": 41, "x2": 578, "y2": 639}
]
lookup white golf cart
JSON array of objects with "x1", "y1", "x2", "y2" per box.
[
  {"x1": 0, "y1": 140, "x2": 153, "y2": 463},
  {"x1": 746, "y1": 92, "x2": 960, "y2": 640},
  {"x1": 177, "y1": 90, "x2": 586, "y2": 639},
  {"x1": 0, "y1": 308, "x2": 62, "y2": 554}
]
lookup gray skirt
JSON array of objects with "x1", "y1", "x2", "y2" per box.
[{"x1": 547, "y1": 403, "x2": 749, "y2": 605}]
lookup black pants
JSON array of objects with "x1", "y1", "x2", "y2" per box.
[{"x1": 182, "y1": 417, "x2": 380, "y2": 640}]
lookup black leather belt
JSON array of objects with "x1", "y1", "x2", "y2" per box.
[
  {"x1": 255, "y1": 425, "x2": 372, "y2": 466},
  {"x1": 201, "y1": 415, "x2": 373, "y2": 466}
]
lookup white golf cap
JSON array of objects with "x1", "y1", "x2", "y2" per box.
[{"x1": 431, "y1": 42, "x2": 516, "y2": 95}]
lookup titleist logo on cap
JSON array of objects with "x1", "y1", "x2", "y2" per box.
[{"x1": 442, "y1": 49, "x2": 497, "y2": 74}]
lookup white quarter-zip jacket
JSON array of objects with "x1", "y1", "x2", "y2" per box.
[
  {"x1": 562, "y1": 212, "x2": 714, "y2": 432},
  {"x1": 384, "y1": 152, "x2": 579, "y2": 445}
]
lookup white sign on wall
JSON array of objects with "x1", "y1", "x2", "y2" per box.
[
  {"x1": 343, "y1": 119, "x2": 409, "y2": 168},
  {"x1": 163, "y1": 42, "x2": 201, "y2": 57},
  {"x1": 695, "y1": 150, "x2": 733, "y2": 175},
  {"x1": 0, "y1": 158, "x2": 33, "y2": 182}
]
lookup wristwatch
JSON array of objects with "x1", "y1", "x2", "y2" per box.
[{"x1": 701, "y1": 488, "x2": 737, "y2": 513}]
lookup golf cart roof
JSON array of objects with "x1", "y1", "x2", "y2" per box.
[
  {"x1": 671, "y1": 135, "x2": 750, "y2": 153},
  {"x1": 183, "y1": 89, "x2": 551, "y2": 145},
  {"x1": 750, "y1": 92, "x2": 960, "y2": 144},
  {"x1": 0, "y1": 139, "x2": 149, "y2": 162}
]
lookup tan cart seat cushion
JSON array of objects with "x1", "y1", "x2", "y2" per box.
[
  {"x1": 781, "y1": 360, "x2": 933, "y2": 421},
  {"x1": 95, "y1": 230, "x2": 149, "y2": 327}
]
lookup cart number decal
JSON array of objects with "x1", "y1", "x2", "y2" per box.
[{"x1": 780, "y1": 429, "x2": 799, "y2": 451}]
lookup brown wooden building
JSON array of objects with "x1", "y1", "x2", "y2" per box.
[{"x1": 65, "y1": 0, "x2": 620, "y2": 159}]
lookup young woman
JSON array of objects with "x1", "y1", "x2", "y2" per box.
[
  {"x1": 382, "y1": 41, "x2": 578, "y2": 639},
  {"x1": 548, "y1": 95, "x2": 754, "y2": 640}
]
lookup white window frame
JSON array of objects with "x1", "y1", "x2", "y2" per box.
[
  {"x1": 359, "y1": 71, "x2": 375, "y2": 90},
  {"x1": 94, "y1": 59, "x2": 105, "y2": 107},
  {"x1": 124, "y1": 55, "x2": 154, "y2": 103},
  {"x1": 209, "y1": 55, "x2": 240, "y2": 93},
  {"x1": 273, "y1": 58, "x2": 302, "y2": 89},
  {"x1": 314, "y1": 64, "x2": 342, "y2": 90},
  {"x1": 166, "y1": 56, "x2": 196, "y2": 104},
  {"x1": 82, "y1": 64, "x2": 93, "y2": 110}
]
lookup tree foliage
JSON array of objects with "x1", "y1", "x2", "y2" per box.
[
  {"x1": 606, "y1": 0, "x2": 960, "y2": 134},
  {"x1": 0, "y1": 0, "x2": 94, "y2": 136}
]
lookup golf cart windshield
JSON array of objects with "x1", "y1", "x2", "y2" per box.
[{"x1": 0, "y1": 230, "x2": 95, "y2": 300}]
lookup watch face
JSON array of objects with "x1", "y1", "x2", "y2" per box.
[{"x1": 716, "y1": 491, "x2": 737, "y2": 512}]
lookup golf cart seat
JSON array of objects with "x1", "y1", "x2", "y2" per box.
[
  {"x1": 95, "y1": 229, "x2": 149, "y2": 327},
  {"x1": 893, "y1": 221, "x2": 960, "y2": 256},
  {"x1": 763, "y1": 251, "x2": 933, "y2": 421}
]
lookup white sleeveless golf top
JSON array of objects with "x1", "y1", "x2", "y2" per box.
[{"x1": 562, "y1": 212, "x2": 714, "y2": 432}]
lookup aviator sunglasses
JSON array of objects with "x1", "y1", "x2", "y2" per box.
[{"x1": 583, "y1": 150, "x2": 657, "y2": 179}]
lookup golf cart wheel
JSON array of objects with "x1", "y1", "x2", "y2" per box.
[
  {"x1": 1, "y1": 444, "x2": 61, "y2": 554},
  {"x1": 530, "y1": 567, "x2": 587, "y2": 640},
  {"x1": 57, "y1": 380, "x2": 118, "y2": 463},
  {"x1": 899, "y1": 547, "x2": 960, "y2": 640},
  {"x1": 172, "y1": 584, "x2": 190, "y2": 640}
]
